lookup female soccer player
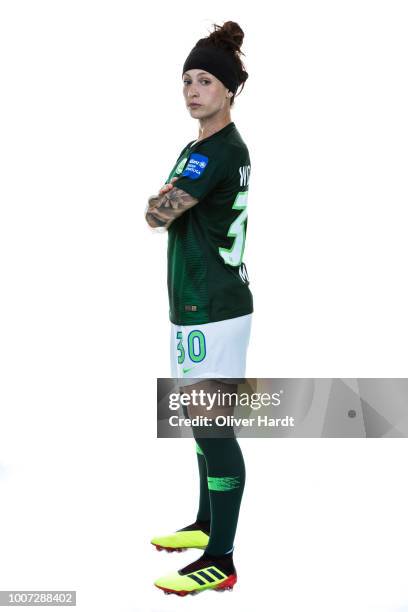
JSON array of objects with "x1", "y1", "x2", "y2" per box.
[{"x1": 146, "y1": 20, "x2": 253, "y2": 596}]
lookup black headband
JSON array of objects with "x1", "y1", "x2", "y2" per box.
[{"x1": 182, "y1": 45, "x2": 240, "y2": 95}]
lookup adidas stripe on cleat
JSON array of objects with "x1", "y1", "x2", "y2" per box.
[{"x1": 154, "y1": 553, "x2": 237, "y2": 596}]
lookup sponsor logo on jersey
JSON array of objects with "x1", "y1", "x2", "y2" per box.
[{"x1": 181, "y1": 153, "x2": 209, "y2": 180}]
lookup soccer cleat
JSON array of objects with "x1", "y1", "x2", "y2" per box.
[
  {"x1": 154, "y1": 553, "x2": 237, "y2": 596},
  {"x1": 151, "y1": 521, "x2": 210, "y2": 552}
]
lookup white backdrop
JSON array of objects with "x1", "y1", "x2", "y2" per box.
[{"x1": 1, "y1": 1, "x2": 408, "y2": 611}]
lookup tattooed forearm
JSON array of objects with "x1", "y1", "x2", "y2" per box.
[
  {"x1": 145, "y1": 211, "x2": 167, "y2": 227},
  {"x1": 145, "y1": 187, "x2": 199, "y2": 229}
]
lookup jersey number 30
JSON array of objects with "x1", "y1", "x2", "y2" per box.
[{"x1": 218, "y1": 191, "x2": 248, "y2": 267}]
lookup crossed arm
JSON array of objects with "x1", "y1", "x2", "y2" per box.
[{"x1": 145, "y1": 183, "x2": 199, "y2": 230}]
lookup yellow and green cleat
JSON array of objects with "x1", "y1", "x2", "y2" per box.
[
  {"x1": 154, "y1": 553, "x2": 237, "y2": 596},
  {"x1": 151, "y1": 521, "x2": 210, "y2": 553}
]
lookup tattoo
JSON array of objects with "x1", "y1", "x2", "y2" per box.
[
  {"x1": 145, "y1": 187, "x2": 199, "y2": 229},
  {"x1": 145, "y1": 211, "x2": 167, "y2": 227}
]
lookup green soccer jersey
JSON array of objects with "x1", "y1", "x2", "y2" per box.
[{"x1": 165, "y1": 121, "x2": 253, "y2": 325}]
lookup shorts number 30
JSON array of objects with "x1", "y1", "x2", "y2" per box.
[{"x1": 176, "y1": 330, "x2": 206, "y2": 364}]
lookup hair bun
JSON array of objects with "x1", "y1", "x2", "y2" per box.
[{"x1": 207, "y1": 20, "x2": 245, "y2": 54}]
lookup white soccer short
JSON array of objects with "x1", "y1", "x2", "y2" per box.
[{"x1": 170, "y1": 313, "x2": 252, "y2": 383}]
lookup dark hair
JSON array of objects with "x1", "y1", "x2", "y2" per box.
[{"x1": 195, "y1": 21, "x2": 248, "y2": 106}]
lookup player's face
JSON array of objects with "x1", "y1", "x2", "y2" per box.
[{"x1": 182, "y1": 69, "x2": 230, "y2": 117}]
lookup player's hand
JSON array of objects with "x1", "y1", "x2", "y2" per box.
[
  {"x1": 147, "y1": 177, "x2": 180, "y2": 212},
  {"x1": 159, "y1": 176, "x2": 179, "y2": 195}
]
